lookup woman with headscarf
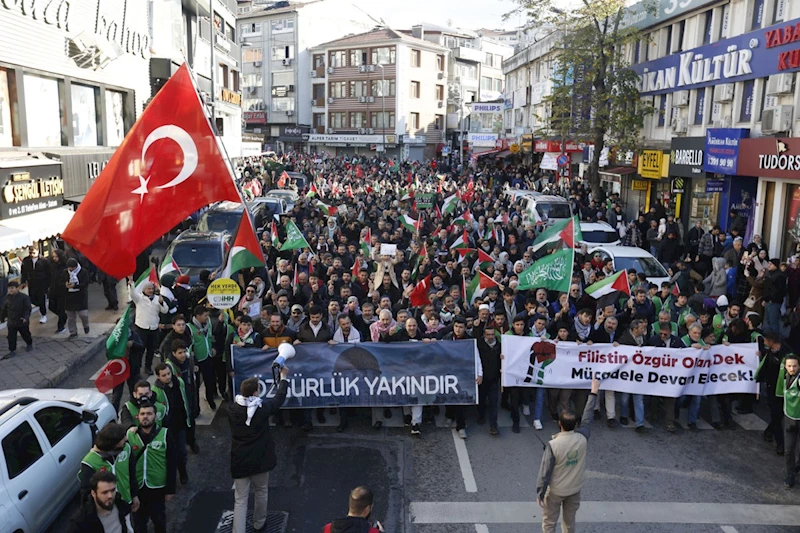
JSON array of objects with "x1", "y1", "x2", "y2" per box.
[{"x1": 48, "y1": 249, "x2": 68, "y2": 334}]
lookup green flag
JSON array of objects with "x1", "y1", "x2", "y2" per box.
[
  {"x1": 106, "y1": 305, "x2": 132, "y2": 360},
  {"x1": 279, "y1": 220, "x2": 311, "y2": 251},
  {"x1": 517, "y1": 248, "x2": 574, "y2": 292}
]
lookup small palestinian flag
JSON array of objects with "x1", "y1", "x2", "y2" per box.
[
  {"x1": 450, "y1": 228, "x2": 470, "y2": 250},
  {"x1": 400, "y1": 214, "x2": 419, "y2": 233},
  {"x1": 221, "y1": 211, "x2": 266, "y2": 278},
  {"x1": 134, "y1": 265, "x2": 159, "y2": 292},
  {"x1": 360, "y1": 227, "x2": 372, "y2": 258},
  {"x1": 585, "y1": 269, "x2": 630, "y2": 298},
  {"x1": 317, "y1": 200, "x2": 338, "y2": 217},
  {"x1": 453, "y1": 209, "x2": 473, "y2": 227},
  {"x1": 159, "y1": 253, "x2": 180, "y2": 278},
  {"x1": 271, "y1": 221, "x2": 280, "y2": 247},
  {"x1": 442, "y1": 194, "x2": 459, "y2": 216},
  {"x1": 464, "y1": 270, "x2": 500, "y2": 305}
]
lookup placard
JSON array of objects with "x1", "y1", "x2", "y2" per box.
[{"x1": 379, "y1": 243, "x2": 397, "y2": 256}]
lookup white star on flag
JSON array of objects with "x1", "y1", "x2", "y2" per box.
[{"x1": 132, "y1": 175, "x2": 150, "y2": 202}]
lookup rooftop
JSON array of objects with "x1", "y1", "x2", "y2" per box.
[
  {"x1": 398, "y1": 22, "x2": 476, "y2": 38},
  {"x1": 237, "y1": 0, "x2": 321, "y2": 19},
  {"x1": 313, "y1": 27, "x2": 448, "y2": 51}
]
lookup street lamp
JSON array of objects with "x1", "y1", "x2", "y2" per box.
[
  {"x1": 376, "y1": 63, "x2": 386, "y2": 155},
  {"x1": 551, "y1": 6, "x2": 569, "y2": 189}
]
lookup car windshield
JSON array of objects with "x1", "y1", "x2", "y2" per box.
[
  {"x1": 171, "y1": 242, "x2": 223, "y2": 269},
  {"x1": 198, "y1": 211, "x2": 241, "y2": 233},
  {"x1": 582, "y1": 230, "x2": 619, "y2": 243},
  {"x1": 536, "y1": 203, "x2": 572, "y2": 220},
  {"x1": 614, "y1": 256, "x2": 669, "y2": 277}
]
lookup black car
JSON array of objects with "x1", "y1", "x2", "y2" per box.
[
  {"x1": 197, "y1": 201, "x2": 267, "y2": 234},
  {"x1": 163, "y1": 230, "x2": 232, "y2": 283}
]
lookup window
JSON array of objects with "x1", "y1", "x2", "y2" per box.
[
  {"x1": 0, "y1": 68, "x2": 14, "y2": 147},
  {"x1": 271, "y1": 97, "x2": 294, "y2": 112},
  {"x1": 677, "y1": 20, "x2": 685, "y2": 52},
  {"x1": 634, "y1": 40, "x2": 641, "y2": 64},
  {"x1": 24, "y1": 74, "x2": 63, "y2": 147},
  {"x1": 330, "y1": 50, "x2": 347, "y2": 68},
  {"x1": 664, "y1": 26, "x2": 672, "y2": 56},
  {"x1": 457, "y1": 63, "x2": 477, "y2": 80},
  {"x1": 273, "y1": 71, "x2": 293, "y2": 87},
  {"x1": 703, "y1": 12, "x2": 713, "y2": 45},
  {"x1": 242, "y1": 73, "x2": 263, "y2": 86},
  {"x1": 272, "y1": 45, "x2": 294, "y2": 60},
  {"x1": 349, "y1": 49, "x2": 366, "y2": 67},
  {"x1": 751, "y1": 0, "x2": 765, "y2": 30},
  {"x1": 485, "y1": 52, "x2": 494, "y2": 67},
  {"x1": 313, "y1": 113, "x2": 325, "y2": 128},
  {"x1": 774, "y1": 0, "x2": 786, "y2": 23},
  {"x1": 220, "y1": 64, "x2": 229, "y2": 88},
  {"x1": 313, "y1": 84, "x2": 325, "y2": 99},
  {"x1": 371, "y1": 111, "x2": 395, "y2": 128},
  {"x1": 330, "y1": 112, "x2": 347, "y2": 128},
  {"x1": 243, "y1": 48, "x2": 263, "y2": 62},
  {"x1": 105, "y1": 90, "x2": 126, "y2": 147},
  {"x1": 721, "y1": 3, "x2": 731, "y2": 39},
  {"x1": 371, "y1": 47, "x2": 395, "y2": 65},
  {"x1": 271, "y1": 18, "x2": 294, "y2": 33},
  {"x1": 410, "y1": 81, "x2": 420, "y2": 98},
  {"x1": 243, "y1": 98, "x2": 264, "y2": 111},
  {"x1": 411, "y1": 49, "x2": 421, "y2": 67},
  {"x1": 349, "y1": 111, "x2": 367, "y2": 128},
  {"x1": 493, "y1": 79, "x2": 503, "y2": 93},
  {"x1": 694, "y1": 88, "x2": 706, "y2": 125},
  {"x1": 71, "y1": 84, "x2": 99, "y2": 147},
  {"x1": 349, "y1": 80, "x2": 367, "y2": 98},
  {"x1": 226, "y1": 23, "x2": 234, "y2": 42},
  {"x1": 410, "y1": 112, "x2": 420, "y2": 129},
  {"x1": 329, "y1": 81, "x2": 347, "y2": 98},
  {"x1": 434, "y1": 114, "x2": 443, "y2": 130},
  {"x1": 34, "y1": 407, "x2": 82, "y2": 446},
  {"x1": 496, "y1": 54, "x2": 503, "y2": 66},
  {"x1": 241, "y1": 23, "x2": 261, "y2": 35},
  {"x1": 481, "y1": 76, "x2": 492, "y2": 91},
  {"x1": 435, "y1": 85, "x2": 444, "y2": 100},
  {"x1": 3, "y1": 421, "x2": 43, "y2": 479},
  {"x1": 313, "y1": 54, "x2": 325, "y2": 69},
  {"x1": 371, "y1": 79, "x2": 395, "y2": 96},
  {"x1": 657, "y1": 94, "x2": 666, "y2": 127},
  {"x1": 436, "y1": 54, "x2": 444, "y2": 71}
]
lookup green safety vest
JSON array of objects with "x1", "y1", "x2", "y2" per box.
[
  {"x1": 127, "y1": 427, "x2": 169, "y2": 489},
  {"x1": 79, "y1": 448, "x2": 133, "y2": 504},
  {"x1": 681, "y1": 334, "x2": 707, "y2": 348},
  {"x1": 651, "y1": 321, "x2": 678, "y2": 337},
  {"x1": 188, "y1": 322, "x2": 213, "y2": 362},
  {"x1": 154, "y1": 375, "x2": 192, "y2": 428},
  {"x1": 125, "y1": 400, "x2": 166, "y2": 427},
  {"x1": 653, "y1": 295, "x2": 673, "y2": 315},
  {"x1": 784, "y1": 374, "x2": 800, "y2": 420}
]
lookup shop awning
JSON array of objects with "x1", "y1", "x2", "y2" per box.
[
  {"x1": 0, "y1": 207, "x2": 75, "y2": 245},
  {"x1": 599, "y1": 166, "x2": 637, "y2": 178},
  {"x1": 496, "y1": 150, "x2": 513, "y2": 158},
  {"x1": 0, "y1": 226, "x2": 32, "y2": 254},
  {"x1": 475, "y1": 148, "x2": 503, "y2": 158}
]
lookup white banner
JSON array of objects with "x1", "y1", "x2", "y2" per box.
[{"x1": 501, "y1": 336, "x2": 759, "y2": 398}]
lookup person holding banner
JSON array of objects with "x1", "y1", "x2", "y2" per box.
[
  {"x1": 477, "y1": 326, "x2": 501, "y2": 435},
  {"x1": 618, "y1": 319, "x2": 648, "y2": 432},
  {"x1": 537, "y1": 374, "x2": 600, "y2": 533},
  {"x1": 648, "y1": 322, "x2": 685, "y2": 433}
]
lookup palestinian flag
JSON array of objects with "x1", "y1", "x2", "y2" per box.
[
  {"x1": 412, "y1": 242, "x2": 428, "y2": 279},
  {"x1": 484, "y1": 227, "x2": 497, "y2": 241},
  {"x1": 442, "y1": 194, "x2": 459, "y2": 216},
  {"x1": 280, "y1": 220, "x2": 311, "y2": 252},
  {"x1": 106, "y1": 305, "x2": 132, "y2": 360},
  {"x1": 133, "y1": 265, "x2": 159, "y2": 292},
  {"x1": 360, "y1": 228, "x2": 372, "y2": 257},
  {"x1": 388, "y1": 159, "x2": 398, "y2": 173},
  {"x1": 585, "y1": 269, "x2": 630, "y2": 299},
  {"x1": 158, "y1": 253, "x2": 180, "y2": 278},
  {"x1": 317, "y1": 200, "x2": 338, "y2": 217},
  {"x1": 306, "y1": 182, "x2": 321, "y2": 197},
  {"x1": 472, "y1": 249, "x2": 495, "y2": 273},
  {"x1": 452, "y1": 209, "x2": 473, "y2": 227},
  {"x1": 434, "y1": 204, "x2": 442, "y2": 219},
  {"x1": 464, "y1": 270, "x2": 500, "y2": 305},
  {"x1": 531, "y1": 216, "x2": 583, "y2": 252},
  {"x1": 400, "y1": 214, "x2": 419, "y2": 233},
  {"x1": 400, "y1": 188, "x2": 414, "y2": 201},
  {"x1": 270, "y1": 221, "x2": 280, "y2": 246},
  {"x1": 455, "y1": 248, "x2": 476, "y2": 263},
  {"x1": 221, "y1": 211, "x2": 265, "y2": 278},
  {"x1": 517, "y1": 248, "x2": 574, "y2": 292},
  {"x1": 450, "y1": 228, "x2": 470, "y2": 250}
]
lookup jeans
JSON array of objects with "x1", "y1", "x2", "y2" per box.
[
  {"x1": 6, "y1": 320, "x2": 32, "y2": 352},
  {"x1": 48, "y1": 292, "x2": 66, "y2": 330},
  {"x1": 134, "y1": 487, "x2": 166, "y2": 533},
  {"x1": 541, "y1": 490, "x2": 581, "y2": 533},
  {"x1": 512, "y1": 387, "x2": 545, "y2": 422},
  {"x1": 548, "y1": 389, "x2": 572, "y2": 418},
  {"x1": 197, "y1": 358, "x2": 216, "y2": 403},
  {"x1": 233, "y1": 472, "x2": 269, "y2": 533},
  {"x1": 764, "y1": 302, "x2": 783, "y2": 336},
  {"x1": 478, "y1": 378, "x2": 500, "y2": 429},
  {"x1": 66, "y1": 309, "x2": 89, "y2": 335},
  {"x1": 172, "y1": 427, "x2": 188, "y2": 474},
  {"x1": 620, "y1": 393, "x2": 645, "y2": 426}
]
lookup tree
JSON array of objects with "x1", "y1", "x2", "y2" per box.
[{"x1": 507, "y1": 0, "x2": 655, "y2": 200}]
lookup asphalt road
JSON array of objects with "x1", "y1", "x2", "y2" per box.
[{"x1": 49, "y1": 352, "x2": 798, "y2": 533}]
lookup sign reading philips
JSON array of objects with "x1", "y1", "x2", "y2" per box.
[
  {"x1": 704, "y1": 129, "x2": 749, "y2": 175},
  {"x1": 470, "y1": 103, "x2": 503, "y2": 113},
  {"x1": 468, "y1": 133, "x2": 498, "y2": 147},
  {"x1": 631, "y1": 18, "x2": 800, "y2": 96},
  {"x1": 621, "y1": 0, "x2": 718, "y2": 30}
]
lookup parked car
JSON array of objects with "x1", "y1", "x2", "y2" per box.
[
  {"x1": 0, "y1": 389, "x2": 116, "y2": 533},
  {"x1": 248, "y1": 197, "x2": 287, "y2": 222},
  {"x1": 588, "y1": 245, "x2": 670, "y2": 287},
  {"x1": 197, "y1": 201, "x2": 267, "y2": 234},
  {"x1": 517, "y1": 193, "x2": 573, "y2": 226},
  {"x1": 265, "y1": 189, "x2": 299, "y2": 210},
  {"x1": 163, "y1": 230, "x2": 232, "y2": 282},
  {"x1": 579, "y1": 222, "x2": 621, "y2": 247}
]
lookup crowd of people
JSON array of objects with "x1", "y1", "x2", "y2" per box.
[{"x1": 63, "y1": 151, "x2": 800, "y2": 532}]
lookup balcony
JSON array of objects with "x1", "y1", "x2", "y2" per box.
[
  {"x1": 312, "y1": 65, "x2": 326, "y2": 78},
  {"x1": 312, "y1": 97, "x2": 325, "y2": 107},
  {"x1": 315, "y1": 125, "x2": 325, "y2": 134}
]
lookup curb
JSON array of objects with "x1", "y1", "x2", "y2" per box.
[{"x1": 34, "y1": 329, "x2": 111, "y2": 389}]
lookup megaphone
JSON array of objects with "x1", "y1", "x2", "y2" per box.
[{"x1": 273, "y1": 342, "x2": 296, "y2": 369}]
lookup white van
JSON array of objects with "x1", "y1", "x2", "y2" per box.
[{"x1": 517, "y1": 194, "x2": 573, "y2": 226}]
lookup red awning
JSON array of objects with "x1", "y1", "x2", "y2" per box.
[
  {"x1": 600, "y1": 166, "x2": 637, "y2": 175},
  {"x1": 475, "y1": 149, "x2": 503, "y2": 157},
  {"x1": 496, "y1": 150, "x2": 513, "y2": 158}
]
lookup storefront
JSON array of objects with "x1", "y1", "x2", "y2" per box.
[
  {"x1": 278, "y1": 126, "x2": 309, "y2": 153},
  {"x1": 303, "y1": 133, "x2": 399, "y2": 158},
  {"x1": 42, "y1": 149, "x2": 117, "y2": 204},
  {"x1": 635, "y1": 149, "x2": 669, "y2": 218},
  {"x1": 738, "y1": 137, "x2": 800, "y2": 260},
  {"x1": 668, "y1": 137, "x2": 705, "y2": 228},
  {"x1": 695, "y1": 128, "x2": 751, "y2": 232}
]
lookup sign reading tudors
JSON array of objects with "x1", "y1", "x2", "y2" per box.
[
  {"x1": 670, "y1": 137, "x2": 705, "y2": 177},
  {"x1": 630, "y1": 17, "x2": 800, "y2": 96},
  {"x1": 704, "y1": 129, "x2": 748, "y2": 175},
  {"x1": 0, "y1": 163, "x2": 64, "y2": 219},
  {"x1": 738, "y1": 137, "x2": 800, "y2": 179}
]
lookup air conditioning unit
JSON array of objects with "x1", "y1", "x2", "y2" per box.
[
  {"x1": 438, "y1": 101, "x2": 444, "y2": 108},
  {"x1": 253, "y1": 61, "x2": 262, "y2": 67},
  {"x1": 712, "y1": 115, "x2": 732, "y2": 128},
  {"x1": 367, "y1": 128, "x2": 374, "y2": 134},
  {"x1": 326, "y1": 128, "x2": 335, "y2": 134},
  {"x1": 713, "y1": 83, "x2": 734, "y2": 103},
  {"x1": 287, "y1": 110, "x2": 294, "y2": 116},
  {"x1": 762, "y1": 105, "x2": 794, "y2": 133},
  {"x1": 367, "y1": 64, "x2": 376, "y2": 72},
  {"x1": 767, "y1": 73, "x2": 794, "y2": 95},
  {"x1": 327, "y1": 66, "x2": 335, "y2": 74},
  {"x1": 310, "y1": 71, "x2": 316, "y2": 78},
  {"x1": 358, "y1": 65, "x2": 367, "y2": 73},
  {"x1": 288, "y1": 85, "x2": 295, "y2": 92},
  {"x1": 327, "y1": 97, "x2": 335, "y2": 103},
  {"x1": 671, "y1": 117, "x2": 687, "y2": 133},
  {"x1": 366, "y1": 96, "x2": 375, "y2": 103},
  {"x1": 282, "y1": 58, "x2": 293, "y2": 66},
  {"x1": 358, "y1": 96, "x2": 366, "y2": 103},
  {"x1": 672, "y1": 90, "x2": 689, "y2": 107},
  {"x1": 437, "y1": 72, "x2": 444, "y2": 80}
]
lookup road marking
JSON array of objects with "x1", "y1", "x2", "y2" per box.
[
  {"x1": 451, "y1": 428, "x2": 477, "y2": 493},
  {"x1": 731, "y1": 412, "x2": 768, "y2": 431},
  {"x1": 410, "y1": 501, "x2": 800, "y2": 525},
  {"x1": 475, "y1": 525, "x2": 489, "y2": 533},
  {"x1": 720, "y1": 527, "x2": 739, "y2": 533}
]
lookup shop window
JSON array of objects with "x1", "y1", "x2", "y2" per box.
[
  {"x1": 784, "y1": 183, "x2": 800, "y2": 258},
  {"x1": 0, "y1": 68, "x2": 17, "y2": 147},
  {"x1": 71, "y1": 84, "x2": 99, "y2": 147},
  {"x1": 24, "y1": 74, "x2": 63, "y2": 147},
  {"x1": 688, "y1": 178, "x2": 721, "y2": 230},
  {"x1": 105, "y1": 90, "x2": 126, "y2": 147}
]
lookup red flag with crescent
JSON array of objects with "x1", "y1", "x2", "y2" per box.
[
  {"x1": 61, "y1": 64, "x2": 241, "y2": 279},
  {"x1": 95, "y1": 357, "x2": 131, "y2": 393}
]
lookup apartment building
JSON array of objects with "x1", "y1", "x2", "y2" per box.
[
  {"x1": 308, "y1": 28, "x2": 448, "y2": 161},
  {"x1": 237, "y1": 0, "x2": 373, "y2": 151}
]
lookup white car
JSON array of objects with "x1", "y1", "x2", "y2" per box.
[
  {"x1": 0, "y1": 389, "x2": 116, "y2": 533},
  {"x1": 578, "y1": 222, "x2": 621, "y2": 247},
  {"x1": 265, "y1": 189, "x2": 299, "y2": 210},
  {"x1": 588, "y1": 245, "x2": 670, "y2": 287}
]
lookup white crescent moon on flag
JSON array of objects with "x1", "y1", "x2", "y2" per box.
[
  {"x1": 141, "y1": 125, "x2": 198, "y2": 189},
  {"x1": 110, "y1": 359, "x2": 128, "y2": 376}
]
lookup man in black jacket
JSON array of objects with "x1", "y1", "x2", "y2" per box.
[
  {"x1": 69, "y1": 471, "x2": 133, "y2": 533},
  {"x1": 0, "y1": 281, "x2": 32, "y2": 357},
  {"x1": 647, "y1": 322, "x2": 684, "y2": 433},
  {"x1": 20, "y1": 246, "x2": 49, "y2": 324},
  {"x1": 441, "y1": 317, "x2": 473, "y2": 437},
  {"x1": 477, "y1": 326, "x2": 501, "y2": 435},
  {"x1": 230, "y1": 372, "x2": 289, "y2": 533},
  {"x1": 763, "y1": 259, "x2": 786, "y2": 336}
]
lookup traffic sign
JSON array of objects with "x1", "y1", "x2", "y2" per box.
[
  {"x1": 557, "y1": 154, "x2": 569, "y2": 166},
  {"x1": 207, "y1": 278, "x2": 241, "y2": 309},
  {"x1": 510, "y1": 143, "x2": 520, "y2": 153}
]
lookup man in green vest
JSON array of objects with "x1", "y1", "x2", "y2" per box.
[
  {"x1": 120, "y1": 380, "x2": 167, "y2": 428},
  {"x1": 78, "y1": 423, "x2": 138, "y2": 513},
  {"x1": 153, "y1": 356, "x2": 193, "y2": 485},
  {"x1": 189, "y1": 305, "x2": 218, "y2": 410},
  {"x1": 778, "y1": 354, "x2": 800, "y2": 487},
  {"x1": 129, "y1": 400, "x2": 176, "y2": 533}
]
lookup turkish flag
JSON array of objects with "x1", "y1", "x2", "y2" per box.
[
  {"x1": 409, "y1": 274, "x2": 432, "y2": 308},
  {"x1": 95, "y1": 357, "x2": 131, "y2": 394},
  {"x1": 61, "y1": 64, "x2": 241, "y2": 278}
]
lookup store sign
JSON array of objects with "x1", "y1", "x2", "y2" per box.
[
  {"x1": 284, "y1": 127, "x2": 303, "y2": 136},
  {"x1": 468, "y1": 133, "x2": 498, "y2": 147},
  {"x1": 220, "y1": 88, "x2": 241, "y2": 106},
  {"x1": 737, "y1": 137, "x2": 800, "y2": 179},
  {"x1": 470, "y1": 103, "x2": 502, "y2": 113},
  {"x1": 0, "y1": 164, "x2": 64, "y2": 218},
  {"x1": 621, "y1": 0, "x2": 717, "y2": 30},
  {"x1": 671, "y1": 177, "x2": 686, "y2": 194},
  {"x1": 639, "y1": 150, "x2": 663, "y2": 179},
  {"x1": 631, "y1": 179, "x2": 649, "y2": 191},
  {"x1": 305, "y1": 134, "x2": 397, "y2": 145},
  {"x1": 705, "y1": 179, "x2": 725, "y2": 193},
  {"x1": 403, "y1": 134, "x2": 427, "y2": 145},
  {"x1": 669, "y1": 137, "x2": 705, "y2": 177},
  {"x1": 521, "y1": 134, "x2": 533, "y2": 152},
  {"x1": 630, "y1": 17, "x2": 800, "y2": 96},
  {"x1": 704, "y1": 128, "x2": 748, "y2": 175},
  {"x1": 87, "y1": 159, "x2": 109, "y2": 180},
  {"x1": 534, "y1": 140, "x2": 583, "y2": 153},
  {"x1": 243, "y1": 111, "x2": 266, "y2": 124}
]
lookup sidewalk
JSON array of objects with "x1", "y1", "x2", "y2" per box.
[{"x1": 0, "y1": 284, "x2": 123, "y2": 390}]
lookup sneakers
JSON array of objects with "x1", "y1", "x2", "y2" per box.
[
  {"x1": 443, "y1": 417, "x2": 453, "y2": 428},
  {"x1": 39, "y1": 315, "x2": 47, "y2": 324},
  {"x1": 68, "y1": 333, "x2": 78, "y2": 340},
  {"x1": 84, "y1": 326, "x2": 90, "y2": 334},
  {"x1": 533, "y1": 419, "x2": 543, "y2": 430},
  {"x1": 635, "y1": 426, "x2": 648, "y2": 434},
  {"x1": 512, "y1": 422, "x2": 520, "y2": 434},
  {"x1": 489, "y1": 427, "x2": 499, "y2": 436},
  {"x1": 620, "y1": 416, "x2": 629, "y2": 426},
  {"x1": 55, "y1": 327, "x2": 67, "y2": 334},
  {"x1": 458, "y1": 429, "x2": 467, "y2": 439},
  {"x1": 6, "y1": 351, "x2": 15, "y2": 359},
  {"x1": 607, "y1": 418, "x2": 618, "y2": 428},
  {"x1": 25, "y1": 344, "x2": 33, "y2": 352},
  {"x1": 688, "y1": 423, "x2": 698, "y2": 432},
  {"x1": 522, "y1": 405, "x2": 531, "y2": 416},
  {"x1": 411, "y1": 424, "x2": 421, "y2": 435},
  {"x1": 404, "y1": 414, "x2": 412, "y2": 427}
]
